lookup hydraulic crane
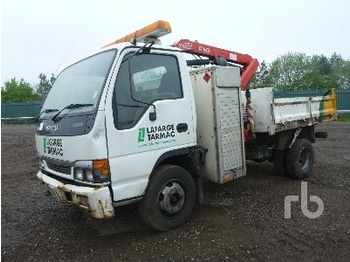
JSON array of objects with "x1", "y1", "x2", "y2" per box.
[{"x1": 172, "y1": 39, "x2": 259, "y2": 90}]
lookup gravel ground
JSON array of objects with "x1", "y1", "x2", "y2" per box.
[{"x1": 1, "y1": 122, "x2": 350, "y2": 261}]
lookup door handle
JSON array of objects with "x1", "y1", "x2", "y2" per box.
[{"x1": 176, "y1": 123, "x2": 188, "y2": 133}]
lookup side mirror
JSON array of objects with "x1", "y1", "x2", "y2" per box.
[{"x1": 149, "y1": 105, "x2": 157, "y2": 121}]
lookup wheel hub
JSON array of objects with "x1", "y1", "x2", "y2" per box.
[
  {"x1": 159, "y1": 181, "x2": 185, "y2": 215},
  {"x1": 298, "y1": 146, "x2": 310, "y2": 171}
]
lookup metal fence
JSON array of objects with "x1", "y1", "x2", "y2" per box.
[
  {"x1": 1, "y1": 102, "x2": 42, "y2": 124},
  {"x1": 334, "y1": 89, "x2": 350, "y2": 117},
  {"x1": 1, "y1": 89, "x2": 350, "y2": 124}
]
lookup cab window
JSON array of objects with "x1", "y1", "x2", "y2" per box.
[{"x1": 113, "y1": 53, "x2": 182, "y2": 130}]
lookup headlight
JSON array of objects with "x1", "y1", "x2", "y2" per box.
[
  {"x1": 74, "y1": 159, "x2": 110, "y2": 183},
  {"x1": 75, "y1": 169, "x2": 84, "y2": 180},
  {"x1": 85, "y1": 170, "x2": 94, "y2": 182},
  {"x1": 39, "y1": 158, "x2": 45, "y2": 170}
]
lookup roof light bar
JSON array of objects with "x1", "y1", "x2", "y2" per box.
[{"x1": 102, "y1": 20, "x2": 171, "y2": 48}]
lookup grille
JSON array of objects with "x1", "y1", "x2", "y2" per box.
[{"x1": 46, "y1": 160, "x2": 72, "y2": 175}]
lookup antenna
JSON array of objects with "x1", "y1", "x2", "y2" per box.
[{"x1": 54, "y1": 42, "x2": 76, "y2": 75}]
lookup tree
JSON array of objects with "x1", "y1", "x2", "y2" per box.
[
  {"x1": 266, "y1": 52, "x2": 321, "y2": 90},
  {"x1": 250, "y1": 60, "x2": 271, "y2": 88},
  {"x1": 35, "y1": 73, "x2": 56, "y2": 101},
  {"x1": 312, "y1": 54, "x2": 332, "y2": 76},
  {"x1": 329, "y1": 59, "x2": 350, "y2": 89},
  {"x1": 324, "y1": 53, "x2": 350, "y2": 89},
  {"x1": 329, "y1": 52, "x2": 343, "y2": 66},
  {"x1": 255, "y1": 52, "x2": 350, "y2": 91},
  {"x1": 307, "y1": 55, "x2": 331, "y2": 89},
  {"x1": 1, "y1": 78, "x2": 40, "y2": 102}
]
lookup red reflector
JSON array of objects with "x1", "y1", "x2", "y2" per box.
[{"x1": 203, "y1": 73, "x2": 211, "y2": 83}]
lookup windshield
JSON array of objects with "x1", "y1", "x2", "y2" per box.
[{"x1": 42, "y1": 49, "x2": 117, "y2": 113}]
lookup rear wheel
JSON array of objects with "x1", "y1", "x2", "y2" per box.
[
  {"x1": 286, "y1": 139, "x2": 314, "y2": 179},
  {"x1": 138, "y1": 165, "x2": 196, "y2": 231}
]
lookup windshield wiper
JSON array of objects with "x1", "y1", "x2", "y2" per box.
[
  {"x1": 35, "y1": 108, "x2": 59, "y2": 123},
  {"x1": 52, "y1": 103, "x2": 94, "y2": 122}
]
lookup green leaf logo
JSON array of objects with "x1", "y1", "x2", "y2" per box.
[
  {"x1": 138, "y1": 128, "x2": 145, "y2": 142},
  {"x1": 43, "y1": 138, "x2": 47, "y2": 153}
]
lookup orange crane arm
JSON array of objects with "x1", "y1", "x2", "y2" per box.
[{"x1": 172, "y1": 39, "x2": 259, "y2": 90}]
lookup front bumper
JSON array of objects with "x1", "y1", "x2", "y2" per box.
[{"x1": 37, "y1": 171, "x2": 114, "y2": 218}]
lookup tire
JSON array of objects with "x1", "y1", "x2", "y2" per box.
[
  {"x1": 138, "y1": 165, "x2": 196, "y2": 231},
  {"x1": 273, "y1": 149, "x2": 288, "y2": 176},
  {"x1": 285, "y1": 139, "x2": 314, "y2": 179}
]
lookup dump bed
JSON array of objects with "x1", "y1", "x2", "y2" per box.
[{"x1": 244, "y1": 88, "x2": 337, "y2": 135}]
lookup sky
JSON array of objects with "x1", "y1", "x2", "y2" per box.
[{"x1": 1, "y1": 0, "x2": 350, "y2": 86}]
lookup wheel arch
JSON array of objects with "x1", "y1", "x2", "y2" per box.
[
  {"x1": 151, "y1": 147, "x2": 199, "y2": 178},
  {"x1": 298, "y1": 125, "x2": 316, "y2": 143},
  {"x1": 274, "y1": 125, "x2": 316, "y2": 150}
]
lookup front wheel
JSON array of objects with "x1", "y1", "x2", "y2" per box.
[
  {"x1": 286, "y1": 139, "x2": 314, "y2": 179},
  {"x1": 138, "y1": 165, "x2": 196, "y2": 231}
]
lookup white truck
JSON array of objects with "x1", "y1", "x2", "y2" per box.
[{"x1": 35, "y1": 20, "x2": 337, "y2": 231}]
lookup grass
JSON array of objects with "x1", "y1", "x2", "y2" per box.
[{"x1": 336, "y1": 117, "x2": 350, "y2": 122}]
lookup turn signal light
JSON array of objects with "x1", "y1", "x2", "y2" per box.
[{"x1": 93, "y1": 159, "x2": 110, "y2": 176}]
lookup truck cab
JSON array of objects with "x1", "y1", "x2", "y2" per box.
[{"x1": 36, "y1": 37, "x2": 200, "y2": 230}]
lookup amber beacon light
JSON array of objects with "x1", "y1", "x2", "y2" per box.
[{"x1": 102, "y1": 20, "x2": 172, "y2": 48}]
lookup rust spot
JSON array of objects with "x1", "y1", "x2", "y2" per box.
[
  {"x1": 89, "y1": 208, "x2": 96, "y2": 217},
  {"x1": 98, "y1": 200, "x2": 105, "y2": 215},
  {"x1": 88, "y1": 200, "x2": 112, "y2": 219},
  {"x1": 58, "y1": 185, "x2": 65, "y2": 190}
]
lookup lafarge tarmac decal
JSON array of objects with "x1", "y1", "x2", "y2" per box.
[
  {"x1": 138, "y1": 124, "x2": 176, "y2": 148},
  {"x1": 43, "y1": 138, "x2": 63, "y2": 156}
]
